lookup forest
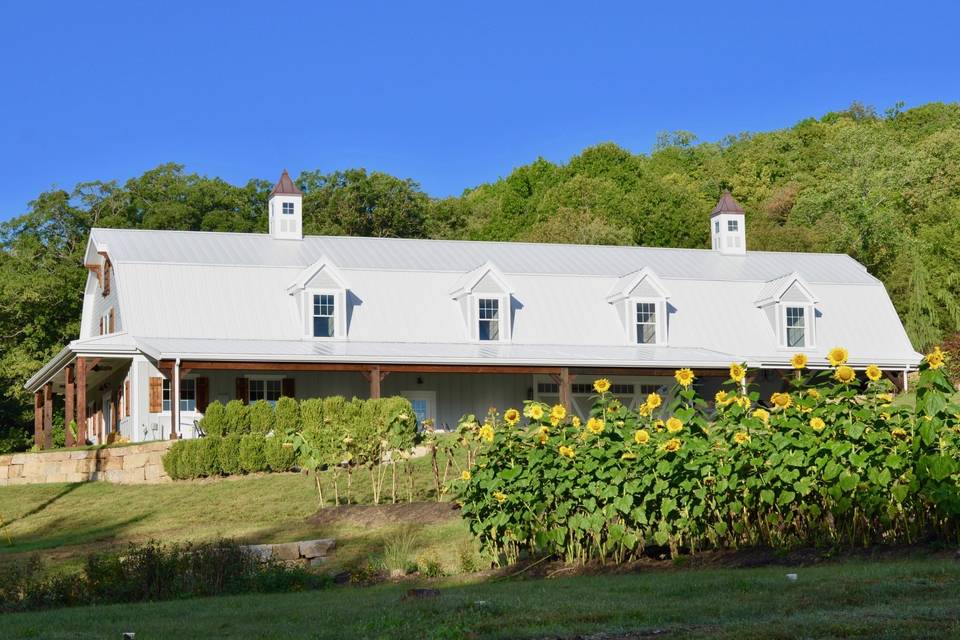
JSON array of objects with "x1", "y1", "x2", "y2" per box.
[{"x1": 2, "y1": 101, "x2": 959, "y2": 439}]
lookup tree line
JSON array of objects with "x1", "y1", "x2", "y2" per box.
[{"x1": 2, "y1": 101, "x2": 959, "y2": 438}]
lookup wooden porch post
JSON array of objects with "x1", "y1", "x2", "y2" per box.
[
  {"x1": 76, "y1": 357, "x2": 87, "y2": 445},
  {"x1": 64, "y1": 364, "x2": 76, "y2": 447},
  {"x1": 559, "y1": 367, "x2": 572, "y2": 413},
  {"x1": 34, "y1": 391, "x2": 43, "y2": 448},
  {"x1": 368, "y1": 365, "x2": 382, "y2": 399},
  {"x1": 42, "y1": 382, "x2": 54, "y2": 450},
  {"x1": 110, "y1": 389, "x2": 118, "y2": 439}
]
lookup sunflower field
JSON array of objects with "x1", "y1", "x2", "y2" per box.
[{"x1": 456, "y1": 347, "x2": 960, "y2": 564}]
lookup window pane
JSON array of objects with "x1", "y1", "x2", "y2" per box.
[
  {"x1": 478, "y1": 298, "x2": 500, "y2": 341},
  {"x1": 410, "y1": 399, "x2": 428, "y2": 423},
  {"x1": 786, "y1": 307, "x2": 806, "y2": 347},
  {"x1": 636, "y1": 302, "x2": 657, "y2": 344},
  {"x1": 479, "y1": 319, "x2": 499, "y2": 341},
  {"x1": 313, "y1": 316, "x2": 334, "y2": 337},
  {"x1": 249, "y1": 379, "x2": 264, "y2": 402},
  {"x1": 162, "y1": 379, "x2": 171, "y2": 412},
  {"x1": 728, "y1": 220, "x2": 738, "y2": 231},
  {"x1": 787, "y1": 327, "x2": 805, "y2": 347},
  {"x1": 266, "y1": 380, "x2": 282, "y2": 402},
  {"x1": 312, "y1": 294, "x2": 335, "y2": 337}
]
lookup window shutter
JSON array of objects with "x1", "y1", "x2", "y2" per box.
[
  {"x1": 236, "y1": 377, "x2": 249, "y2": 404},
  {"x1": 108, "y1": 308, "x2": 115, "y2": 333},
  {"x1": 149, "y1": 377, "x2": 162, "y2": 412},
  {"x1": 124, "y1": 380, "x2": 131, "y2": 417},
  {"x1": 282, "y1": 378, "x2": 295, "y2": 398},
  {"x1": 196, "y1": 377, "x2": 210, "y2": 411}
]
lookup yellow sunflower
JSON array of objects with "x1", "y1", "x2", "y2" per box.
[
  {"x1": 827, "y1": 346, "x2": 849, "y2": 367},
  {"x1": 526, "y1": 404, "x2": 545, "y2": 421},
  {"x1": 460, "y1": 470, "x2": 471, "y2": 481},
  {"x1": 634, "y1": 429, "x2": 650, "y2": 445},
  {"x1": 558, "y1": 444, "x2": 576, "y2": 458},
  {"x1": 810, "y1": 417, "x2": 826, "y2": 432},
  {"x1": 646, "y1": 392, "x2": 662, "y2": 409},
  {"x1": 736, "y1": 396, "x2": 751, "y2": 410},
  {"x1": 752, "y1": 408, "x2": 770, "y2": 424},
  {"x1": 620, "y1": 452, "x2": 637, "y2": 461},
  {"x1": 729, "y1": 363, "x2": 746, "y2": 383},
  {"x1": 770, "y1": 392, "x2": 793, "y2": 410},
  {"x1": 662, "y1": 438, "x2": 682, "y2": 453},
  {"x1": 715, "y1": 390, "x2": 731, "y2": 406},
  {"x1": 806, "y1": 388, "x2": 821, "y2": 400},
  {"x1": 865, "y1": 364, "x2": 882, "y2": 382},
  {"x1": 733, "y1": 431, "x2": 751, "y2": 445},
  {"x1": 834, "y1": 365, "x2": 856, "y2": 384},
  {"x1": 878, "y1": 392, "x2": 894, "y2": 405},
  {"x1": 572, "y1": 416, "x2": 582, "y2": 429},
  {"x1": 479, "y1": 424, "x2": 494, "y2": 443},
  {"x1": 891, "y1": 427, "x2": 908, "y2": 439},
  {"x1": 593, "y1": 378, "x2": 611, "y2": 394},
  {"x1": 674, "y1": 368, "x2": 695, "y2": 388},
  {"x1": 791, "y1": 353, "x2": 809, "y2": 370},
  {"x1": 550, "y1": 404, "x2": 567, "y2": 421},
  {"x1": 638, "y1": 403, "x2": 652, "y2": 417},
  {"x1": 653, "y1": 419, "x2": 665, "y2": 431},
  {"x1": 927, "y1": 346, "x2": 946, "y2": 370},
  {"x1": 586, "y1": 417, "x2": 605, "y2": 435},
  {"x1": 504, "y1": 408, "x2": 521, "y2": 426},
  {"x1": 666, "y1": 417, "x2": 684, "y2": 433},
  {"x1": 493, "y1": 491, "x2": 507, "y2": 503},
  {"x1": 537, "y1": 425, "x2": 550, "y2": 444}
]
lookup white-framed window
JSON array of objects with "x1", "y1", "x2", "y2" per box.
[
  {"x1": 635, "y1": 302, "x2": 657, "y2": 344},
  {"x1": 162, "y1": 379, "x2": 196, "y2": 412},
  {"x1": 714, "y1": 221, "x2": 720, "y2": 234},
  {"x1": 727, "y1": 219, "x2": 739, "y2": 232},
  {"x1": 282, "y1": 201, "x2": 295, "y2": 215},
  {"x1": 785, "y1": 305, "x2": 806, "y2": 348},
  {"x1": 478, "y1": 297, "x2": 500, "y2": 341},
  {"x1": 249, "y1": 379, "x2": 282, "y2": 405},
  {"x1": 312, "y1": 293, "x2": 335, "y2": 338},
  {"x1": 402, "y1": 390, "x2": 437, "y2": 425}
]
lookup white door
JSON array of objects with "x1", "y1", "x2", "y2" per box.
[{"x1": 402, "y1": 391, "x2": 437, "y2": 427}]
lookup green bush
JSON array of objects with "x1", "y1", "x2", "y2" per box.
[
  {"x1": 264, "y1": 435, "x2": 296, "y2": 472},
  {"x1": 162, "y1": 440, "x2": 187, "y2": 478},
  {"x1": 224, "y1": 399, "x2": 250, "y2": 435},
  {"x1": 218, "y1": 434, "x2": 243, "y2": 476},
  {"x1": 239, "y1": 434, "x2": 268, "y2": 473},
  {"x1": 274, "y1": 396, "x2": 300, "y2": 436},
  {"x1": 0, "y1": 427, "x2": 32, "y2": 454},
  {"x1": 248, "y1": 400, "x2": 274, "y2": 435},
  {"x1": 199, "y1": 401, "x2": 227, "y2": 437},
  {"x1": 194, "y1": 437, "x2": 221, "y2": 477},
  {"x1": 457, "y1": 348, "x2": 960, "y2": 565}
]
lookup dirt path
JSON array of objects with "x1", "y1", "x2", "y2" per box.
[{"x1": 308, "y1": 501, "x2": 460, "y2": 527}]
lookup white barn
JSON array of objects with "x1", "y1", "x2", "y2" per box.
[{"x1": 26, "y1": 172, "x2": 921, "y2": 447}]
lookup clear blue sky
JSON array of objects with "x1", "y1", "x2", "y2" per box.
[{"x1": 2, "y1": 0, "x2": 959, "y2": 221}]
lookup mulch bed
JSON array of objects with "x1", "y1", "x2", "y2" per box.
[{"x1": 308, "y1": 500, "x2": 460, "y2": 528}]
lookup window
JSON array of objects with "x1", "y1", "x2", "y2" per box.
[
  {"x1": 635, "y1": 302, "x2": 657, "y2": 344},
  {"x1": 727, "y1": 219, "x2": 739, "y2": 232},
  {"x1": 162, "y1": 379, "x2": 196, "y2": 412},
  {"x1": 249, "y1": 379, "x2": 282, "y2": 404},
  {"x1": 312, "y1": 294, "x2": 335, "y2": 338},
  {"x1": 478, "y1": 298, "x2": 500, "y2": 341},
  {"x1": 785, "y1": 306, "x2": 806, "y2": 347},
  {"x1": 282, "y1": 201, "x2": 295, "y2": 215},
  {"x1": 572, "y1": 383, "x2": 636, "y2": 395},
  {"x1": 714, "y1": 221, "x2": 720, "y2": 234}
]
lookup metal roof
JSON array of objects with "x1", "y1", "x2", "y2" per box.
[
  {"x1": 711, "y1": 190, "x2": 745, "y2": 215},
  {"x1": 270, "y1": 169, "x2": 302, "y2": 196}
]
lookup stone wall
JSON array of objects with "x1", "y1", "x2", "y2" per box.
[{"x1": 0, "y1": 440, "x2": 173, "y2": 486}]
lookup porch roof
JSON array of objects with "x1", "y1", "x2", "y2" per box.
[{"x1": 24, "y1": 333, "x2": 150, "y2": 392}]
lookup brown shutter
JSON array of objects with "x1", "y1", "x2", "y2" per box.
[
  {"x1": 196, "y1": 377, "x2": 210, "y2": 411},
  {"x1": 124, "y1": 380, "x2": 131, "y2": 416},
  {"x1": 281, "y1": 377, "x2": 295, "y2": 398},
  {"x1": 236, "y1": 377, "x2": 249, "y2": 404},
  {"x1": 108, "y1": 308, "x2": 116, "y2": 333},
  {"x1": 99, "y1": 318, "x2": 104, "y2": 335},
  {"x1": 149, "y1": 377, "x2": 163, "y2": 412},
  {"x1": 103, "y1": 260, "x2": 111, "y2": 297}
]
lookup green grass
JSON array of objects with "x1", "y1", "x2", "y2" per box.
[{"x1": 3, "y1": 557, "x2": 958, "y2": 639}]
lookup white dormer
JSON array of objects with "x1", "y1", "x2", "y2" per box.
[
  {"x1": 450, "y1": 262, "x2": 513, "y2": 342},
  {"x1": 288, "y1": 257, "x2": 348, "y2": 339},
  {"x1": 269, "y1": 169, "x2": 303, "y2": 240},
  {"x1": 755, "y1": 272, "x2": 818, "y2": 349},
  {"x1": 607, "y1": 267, "x2": 670, "y2": 345},
  {"x1": 710, "y1": 190, "x2": 746, "y2": 255}
]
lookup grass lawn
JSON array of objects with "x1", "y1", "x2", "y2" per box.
[{"x1": 3, "y1": 556, "x2": 959, "y2": 639}]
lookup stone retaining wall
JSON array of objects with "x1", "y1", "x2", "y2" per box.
[{"x1": 0, "y1": 440, "x2": 173, "y2": 485}]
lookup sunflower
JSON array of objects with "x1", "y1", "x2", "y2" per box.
[
  {"x1": 586, "y1": 417, "x2": 605, "y2": 435},
  {"x1": 662, "y1": 438, "x2": 682, "y2": 453},
  {"x1": 493, "y1": 491, "x2": 507, "y2": 503},
  {"x1": 736, "y1": 396, "x2": 751, "y2": 410},
  {"x1": 666, "y1": 417, "x2": 684, "y2": 433},
  {"x1": 827, "y1": 346, "x2": 849, "y2": 367},
  {"x1": 806, "y1": 388, "x2": 821, "y2": 400},
  {"x1": 674, "y1": 368, "x2": 695, "y2": 388},
  {"x1": 653, "y1": 419, "x2": 665, "y2": 431},
  {"x1": 638, "y1": 403, "x2": 652, "y2": 417},
  {"x1": 729, "y1": 363, "x2": 746, "y2": 383},
  {"x1": 593, "y1": 378, "x2": 611, "y2": 394},
  {"x1": 537, "y1": 425, "x2": 550, "y2": 444},
  {"x1": 891, "y1": 427, "x2": 908, "y2": 439},
  {"x1": 834, "y1": 365, "x2": 856, "y2": 384},
  {"x1": 504, "y1": 408, "x2": 521, "y2": 426},
  {"x1": 715, "y1": 390, "x2": 731, "y2": 406},
  {"x1": 752, "y1": 408, "x2": 770, "y2": 424},
  {"x1": 733, "y1": 431, "x2": 751, "y2": 445},
  {"x1": 809, "y1": 417, "x2": 826, "y2": 432},
  {"x1": 559, "y1": 445, "x2": 576, "y2": 458},
  {"x1": 646, "y1": 392, "x2": 662, "y2": 409},
  {"x1": 526, "y1": 404, "x2": 545, "y2": 421},
  {"x1": 479, "y1": 424, "x2": 494, "y2": 443},
  {"x1": 878, "y1": 393, "x2": 894, "y2": 405},
  {"x1": 791, "y1": 353, "x2": 809, "y2": 370},
  {"x1": 550, "y1": 404, "x2": 567, "y2": 421},
  {"x1": 620, "y1": 452, "x2": 637, "y2": 461},
  {"x1": 865, "y1": 364, "x2": 883, "y2": 382},
  {"x1": 572, "y1": 416, "x2": 582, "y2": 429},
  {"x1": 770, "y1": 392, "x2": 793, "y2": 410},
  {"x1": 460, "y1": 470, "x2": 471, "y2": 481},
  {"x1": 634, "y1": 429, "x2": 650, "y2": 444},
  {"x1": 926, "y1": 346, "x2": 946, "y2": 370}
]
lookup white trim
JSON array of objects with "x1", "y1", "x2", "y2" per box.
[{"x1": 402, "y1": 390, "x2": 437, "y2": 423}]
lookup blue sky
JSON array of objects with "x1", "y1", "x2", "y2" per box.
[{"x1": 1, "y1": 1, "x2": 958, "y2": 220}]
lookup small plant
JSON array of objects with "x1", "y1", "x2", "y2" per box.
[
  {"x1": 382, "y1": 527, "x2": 419, "y2": 576},
  {"x1": 418, "y1": 558, "x2": 444, "y2": 578}
]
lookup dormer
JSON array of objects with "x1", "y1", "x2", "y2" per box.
[
  {"x1": 288, "y1": 257, "x2": 348, "y2": 339},
  {"x1": 607, "y1": 267, "x2": 670, "y2": 345},
  {"x1": 710, "y1": 190, "x2": 746, "y2": 255},
  {"x1": 755, "y1": 272, "x2": 818, "y2": 349},
  {"x1": 269, "y1": 169, "x2": 303, "y2": 240},
  {"x1": 450, "y1": 262, "x2": 513, "y2": 342}
]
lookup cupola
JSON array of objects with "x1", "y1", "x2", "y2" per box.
[
  {"x1": 710, "y1": 190, "x2": 746, "y2": 255},
  {"x1": 268, "y1": 169, "x2": 303, "y2": 240}
]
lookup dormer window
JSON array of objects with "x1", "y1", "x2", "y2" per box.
[
  {"x1": 478, "y1": 298, "x2": 501, "y2": 341},
  {"x1": 756, "y1": 273, "x2": 818, "y2": 350},
  {"x1": 785, "y1": 306, "x2": 806, "y2": 347},
  {"x1": 313, "y1": 294, "x2": 336, "y2": 338},
  {"x1": 607, "y1": 267, "x2": 670, "y2": 346},
  {"x1": 635, "y1": 302, "x2": 657, "y2": 344}
]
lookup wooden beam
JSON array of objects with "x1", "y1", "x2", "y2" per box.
[
  {"x1": 84, "y1": 263, "x2": 102, "y2": 287},
  {"x1": 570, "y1": 367, "x2": 729, "y2": 378},
  {"x1": 64, "y1": 364, "x2": 75, "y2": 447},
  {"x1": 368, "y1": 365, "x2": 382, "y2": 399},
  {"x1": 558, "y1": 367, "x2": 572, "y2": 412},
  {"x1": 83, "y1": 357, "x2": 102, "y2": 373},
  {"x1": 42, "y1": 383, "x2": 53, "y2": 450},
  {"x1": 34, "y1": 391, "x2": 43, "y2": 449},
  {"x1": 76, "y1": 357, "x2": 87, "y2": 445}
]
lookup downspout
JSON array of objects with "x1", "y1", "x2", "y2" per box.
[{"x1": 171, "y1": 357, "x2": 181, "y2": 440}]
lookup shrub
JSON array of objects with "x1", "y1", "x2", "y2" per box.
[
  {"x1": 218, "y1": 434, "x2": 243, "y2": 476},
  {"x1": 248, "y1": 400, "x2": 274, "y2": 435},
  {"x1": 274, "y1": 396, "x2": 300, "y2": 436},
  {"x1": 162, "y1": 440, "x2": 187, "y2": 479},
  {"x1": 458, "y1": 348, "x2": 960, "y2": 565},
  {"x1": 264, "y1": 435, "x2": 296, "y2": 472},
  {"x1": 194, "y1": 437, "x2": 221, "y2": 477},
  {"x1": 224, "y1": 399, "x2": 250, "y2": 435},
  {"x1": 239, "y1": 434, "x2": 267, "y2": 473},
  {"x1": 0, "y1": 427, "x2": 32, "y2": 454},
  {"x1": 199, "y1": 401, "x2": 227, "y2": 437}
]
